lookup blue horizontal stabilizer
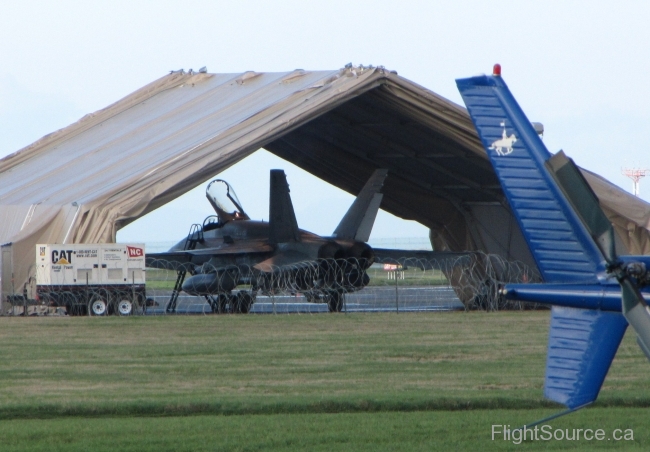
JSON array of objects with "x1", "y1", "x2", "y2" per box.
[
  {"x1": 456, "y1": 75, "x2": 604, "y2": 284},
  {"x1": 544, "y1": 306, "x2": 628, "y2": 409}
]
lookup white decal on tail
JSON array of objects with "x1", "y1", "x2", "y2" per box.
[{"x1": 490, "y1": 122, "x2": 517, "y2": 156}]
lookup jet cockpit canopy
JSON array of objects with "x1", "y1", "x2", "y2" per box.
[{"x1": 206, "y1": 179, "x2": 250, "y2": 224}]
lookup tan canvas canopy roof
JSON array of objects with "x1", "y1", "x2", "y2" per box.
[{"x1": 2, "y1": 65, "x2": 650, "y2": 292}]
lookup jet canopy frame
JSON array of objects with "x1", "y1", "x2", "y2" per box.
[{"x1": 206, "y1": 179, "x2": 250, "y2": 225}]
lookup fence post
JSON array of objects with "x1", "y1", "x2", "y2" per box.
[
  {"x1": 395, "y1": 269, "x2": 399, "y2": 314},
  {"x1": 86, "y1": 273, "x2": 90, "y2": 316}
]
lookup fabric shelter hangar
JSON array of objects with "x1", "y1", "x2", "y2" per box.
[{"x1": 1, "y1": 64, "x2": 649, "y2": 308}]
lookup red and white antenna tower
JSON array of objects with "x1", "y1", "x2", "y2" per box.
[{"x1": 621, "y1": 167, "x2": 650, "y2": 197}]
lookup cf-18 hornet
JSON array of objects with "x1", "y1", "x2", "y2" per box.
[{"x1": 148, "y1": 169, "x2": 460, "y2": 313}]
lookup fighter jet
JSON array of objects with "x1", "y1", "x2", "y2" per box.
[{"x1": 148, "y1": 169, "x2": 391, "y2": 313}]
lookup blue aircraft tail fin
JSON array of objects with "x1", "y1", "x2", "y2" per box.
[
  {"x1": 544, "y1": 306, "x2": 628, "y2": 409},
  {"x1": 457, "y1": 70, "x2": 632, "y2": 410},
  {"x1": 456, "y1": 74, "x2": 605, "y2": 284}
]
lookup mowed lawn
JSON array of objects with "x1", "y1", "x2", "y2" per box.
[
  {"x1": 1, "y1": 408, "x2": 648, "y2": 451},
  {"x1": 0, "y1": 312, "x2": 648, "y2": 450}
]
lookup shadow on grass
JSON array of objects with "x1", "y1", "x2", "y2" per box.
[{"x1": 4, "y1": 396, "x2": 650, "y2": 420}]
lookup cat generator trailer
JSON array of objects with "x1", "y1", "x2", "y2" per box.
[{"x1": 35, "y1": 244, "x2": 146, "y2": 316}]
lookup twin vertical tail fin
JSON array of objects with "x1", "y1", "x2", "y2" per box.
[
  {"x1": 267, "y1": 168, "x2": 388, "y2": 245},
  {"x1": 332, "y1": 169, "x2": 388, "y2": 242},
  {"x1": 268, "y1": 169, "x2": 300, "y2": 244}
]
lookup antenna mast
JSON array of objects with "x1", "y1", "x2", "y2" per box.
[{"x1": 621, "y1": 167, "x2": 650, "y2": 197}]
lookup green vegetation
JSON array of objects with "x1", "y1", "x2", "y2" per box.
[
  {"x1": 0, "y1": 312, "x2": 647, "y2": 450},
  {"x1": 1, "y1": 409, "x2": 647, "y2": 451},
  {"x1": 144, "y1": 268, "x2": 177, "y2": 290}
]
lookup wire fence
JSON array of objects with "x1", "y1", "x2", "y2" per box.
[{"x1": 5, "y1": 252, "x2": 541, "y2": 316}]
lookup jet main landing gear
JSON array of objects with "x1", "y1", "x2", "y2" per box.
[
  {"x1": 208, "y1": 292, "x2": 255, "y2": 314},
  {"x1": 326, "y1": 291, "x2": 344, "y2": 313}
]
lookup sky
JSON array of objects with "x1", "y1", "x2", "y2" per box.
[{"x1": 2, "y1": 0, "x2": 650, "y2": 245}]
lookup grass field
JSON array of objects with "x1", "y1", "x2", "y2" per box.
[
  {"x1": 0, "y1": 312, "x2": 648, "y2": 450},
  {"x1": 1, "y1": 409, "x2": 647, "y2": 451}
]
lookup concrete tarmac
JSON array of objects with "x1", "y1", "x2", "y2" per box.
[{"x1": 145, "y1": 286, "x2": 464, "y2": 315}]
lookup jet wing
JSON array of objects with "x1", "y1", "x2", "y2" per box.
[
  {"x1": 456, "y1": 74, "x2": 604, "y2": 284},
  {"x1": 147, "y1": 241, "x2": 273, "y2": 268},
  {"x1": 545, "y1": 306, "x2": 628, "y2": 409},
  {"x1": 373, "y1": 249, "x2": 474, "y2": 270},
  {"x1": 186, "y1": 242, "x2": 274, "y2": 256}
]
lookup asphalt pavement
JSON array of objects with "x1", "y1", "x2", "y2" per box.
[{"x1": 144, "y1": 286, "x2": 464, "y2": 315}]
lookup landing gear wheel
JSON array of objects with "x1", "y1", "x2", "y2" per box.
[
  {"x1": 233, "y1": 292, "x2": 253, "y2": 314},
  {"x1": 89, "y1": 298, "x2": 107, "y2": 316},
  {"x1": 210, "y1": 294, "x2": 229, "y2": 314},
  {"x1": 116, "y1": 299, "x2": 133, "y2": 316},
  {"x1": 327, "y1": 292, "x2": 343, "y2": 313}
]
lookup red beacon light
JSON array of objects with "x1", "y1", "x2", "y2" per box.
[{"x1": 493, "y1": 64, "x2": 501, "y2": 76}]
